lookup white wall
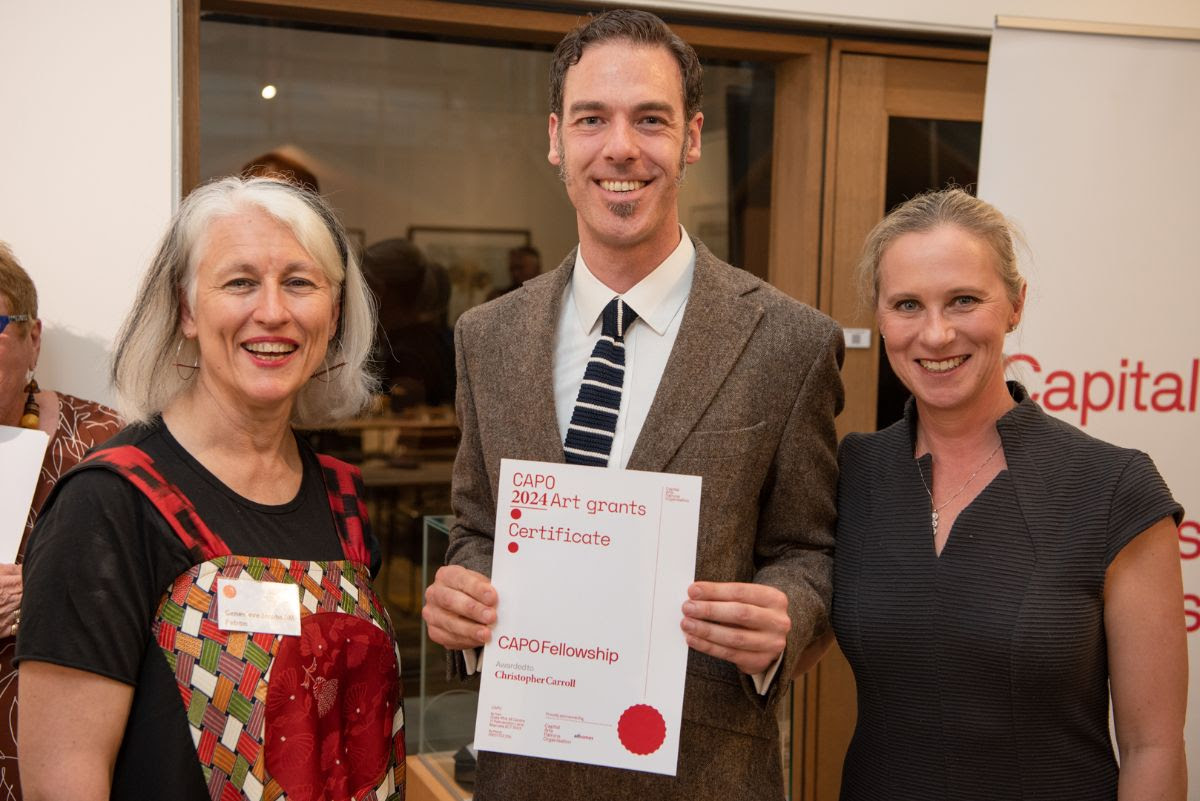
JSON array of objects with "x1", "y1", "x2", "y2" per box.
[
  {"x1": 626, "y1": 0, "x2": 1200, "y2": 35},
  {"x1": 0, "y1": 0, "x2": 176, "y2": 408}
]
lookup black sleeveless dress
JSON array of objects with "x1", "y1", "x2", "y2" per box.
[{"x1": 832, "y1": 384, "x2": 1181, "y2": 801}]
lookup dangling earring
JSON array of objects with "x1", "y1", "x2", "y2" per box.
[
  {"x1": 313, "y1": 353, "x2": 334, "y2": 384},
  {"x1": 174, "y1": 339, "x2": 199, "y2": 380},
  {"x1": 19, "y1": 377, "x2": 40, "y2": 429},
  {"x1": 311, "y1": 354, "x2": 347, "y2": 384}
]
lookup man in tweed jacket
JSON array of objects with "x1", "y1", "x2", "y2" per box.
[{"x1": 422, "y1": 9, "x2": 844, "y2": 800}]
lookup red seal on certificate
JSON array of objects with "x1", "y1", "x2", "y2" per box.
[{"x1": 617, "y1": 704, "x2": 666, "y2": 755}]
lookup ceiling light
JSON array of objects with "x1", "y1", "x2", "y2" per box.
[{"x1": 261, "y1": 84, "x2": 277, "y2": 100}]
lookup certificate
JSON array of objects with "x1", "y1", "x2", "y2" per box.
[
  {"x1": 473, "y1": 458, "x2": 701, "y2": 775},
  {"x1": 0, "y1": 425, "x2": 50, "y2": 561}
]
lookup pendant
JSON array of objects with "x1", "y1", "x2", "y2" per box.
[{"x1": 931, "y1": 509, "x2": 940, "y2": 535}]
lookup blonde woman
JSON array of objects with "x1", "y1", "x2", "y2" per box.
[{"x1": 833, "y1": 189, "x2": 1185, "y2": 801}]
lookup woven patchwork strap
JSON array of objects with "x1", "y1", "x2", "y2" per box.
[
  {"x1": 316, "y1": 454, "x2": 373, "y2": 567},
  {"x1": 153, "y1": 556, "x2": 405, "y2": 801},
  {"x1": 81, "y1": 446, "x2": 373, "y2": 567},
  {"x1": 82, "y1": 445, "x2": 231, "y2": 559}
]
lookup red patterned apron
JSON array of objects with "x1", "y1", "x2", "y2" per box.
[{"x1": 84, "y1": 446, "x2": 405, "y2": 801}]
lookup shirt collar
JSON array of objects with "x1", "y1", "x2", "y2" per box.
[{"x1": 571, "y1": 226, "x2": 696, "y2": 336}]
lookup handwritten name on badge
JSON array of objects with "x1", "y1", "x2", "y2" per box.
[{"x1": 216, "y1": 577, "x2": 302, "y2": 636}]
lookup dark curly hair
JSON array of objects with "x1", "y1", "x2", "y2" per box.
[{"x1": 549, "y1": 9, "x2": 703, "y2": 122}]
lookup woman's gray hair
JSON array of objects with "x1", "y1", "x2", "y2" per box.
[
  {"x1": 111, "y1": 176, "x2": 377, "y2": 426},
  {"x1": 857, "y1": 187, "x2": 1027, "y2": 308}
]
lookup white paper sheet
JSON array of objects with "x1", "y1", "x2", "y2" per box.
[
  {"x1": 0, "y1": 425, "x2": 50, "y2": 561},
  {"x1": 474, "y1": 458, "x2": 701, "y2": 775}
]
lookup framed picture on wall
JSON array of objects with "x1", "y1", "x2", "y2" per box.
[{"x1": 408, "y1": 226, "x2": 531, "y2": 324}]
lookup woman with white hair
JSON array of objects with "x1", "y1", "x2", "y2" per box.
[{"x1": 16, "y1": 177, "x2": 405, "y2": 801}]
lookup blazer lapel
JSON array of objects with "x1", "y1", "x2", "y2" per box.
[
  {"x1": 502, "y1": 251, "x2": 575, "y2": 464},
  {"x1": 627, "y1": 242, "x2": 763, "y2": 473}
]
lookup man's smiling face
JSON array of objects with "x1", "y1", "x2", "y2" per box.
[{"x1": 548, "y1": 39, "x2": 703, "y2": 261}]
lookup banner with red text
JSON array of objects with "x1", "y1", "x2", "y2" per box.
[{"x1": 979, "y1": 18, "x2": 1200, "y2": 769}]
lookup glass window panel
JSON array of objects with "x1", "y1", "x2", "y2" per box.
[
  {"x1": 679, "y1": 62, "x2": 775, "y2": 279},
  {"x1": 876, "y1": 117, "x2": 982, "y2": 429}
]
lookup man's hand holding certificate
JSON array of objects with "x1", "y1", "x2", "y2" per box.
[{"x1": 473, "y1": 458, "x2": 700, "y2": 775}]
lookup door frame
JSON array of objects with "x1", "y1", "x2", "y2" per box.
[
  {"x1": 820, "y1": 40, "x2": 986, "y2": 438},
  {"x1": 798, "y1": 39, "x2": 986, "y2": 801}
]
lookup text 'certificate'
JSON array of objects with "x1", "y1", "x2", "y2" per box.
[{"x1": 474, "y1": 458, "x2": 701, "y2": 775}]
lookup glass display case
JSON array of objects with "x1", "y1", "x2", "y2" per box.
[{"x1": 411, "y1": 515, "x2": 477, "y2": 800}]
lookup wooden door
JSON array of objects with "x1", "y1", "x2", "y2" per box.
[{"x1": 795, "y1": 41, "x2": 986, "y2": 801}]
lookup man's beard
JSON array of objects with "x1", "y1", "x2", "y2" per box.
[
  {"x1": 608, "y1": 200, "x2": 637, "y2": 219},
  {"x1": 555, "y1": 132, "x2": 690, "y2": 220}
]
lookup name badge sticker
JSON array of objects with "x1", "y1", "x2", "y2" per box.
[{"x1": 216, "y1": 577, "x2": 302, "y2": 636}]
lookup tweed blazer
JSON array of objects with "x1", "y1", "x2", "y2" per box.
[{"x1": 447, "y1": 239, "x2": 844, "y2": 801}]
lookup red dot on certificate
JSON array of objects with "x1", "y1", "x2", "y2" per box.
[
  {"x1": 508, "y1": 542, "x2": 519, "y2": 553},
  {"x1": 618, "y1": 704, "x2": 666, "y2": 756},
  {"x1": 510, "y1": 508, "x2": 521, "y2": 520}
]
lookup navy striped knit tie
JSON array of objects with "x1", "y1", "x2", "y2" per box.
[{"x1": 563, "y1": 297, "x2": 638, "y2": 466}]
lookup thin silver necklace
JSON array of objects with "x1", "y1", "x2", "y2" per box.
[{"x1": 917, "y1": 441, "x2": 1002, "y2": 536}]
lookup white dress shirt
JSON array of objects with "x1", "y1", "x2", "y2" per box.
[{"x1": 554, "y1": 228, "x2": 695, "y2": 466}]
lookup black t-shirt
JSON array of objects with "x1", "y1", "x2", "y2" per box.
[{"x1": 17, "y1": 418, "x2": 380, "y2": 800}]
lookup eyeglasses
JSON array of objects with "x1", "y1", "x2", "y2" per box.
[{"x1": 0, "y1": 314, "x2": 31, "y2": 335}]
